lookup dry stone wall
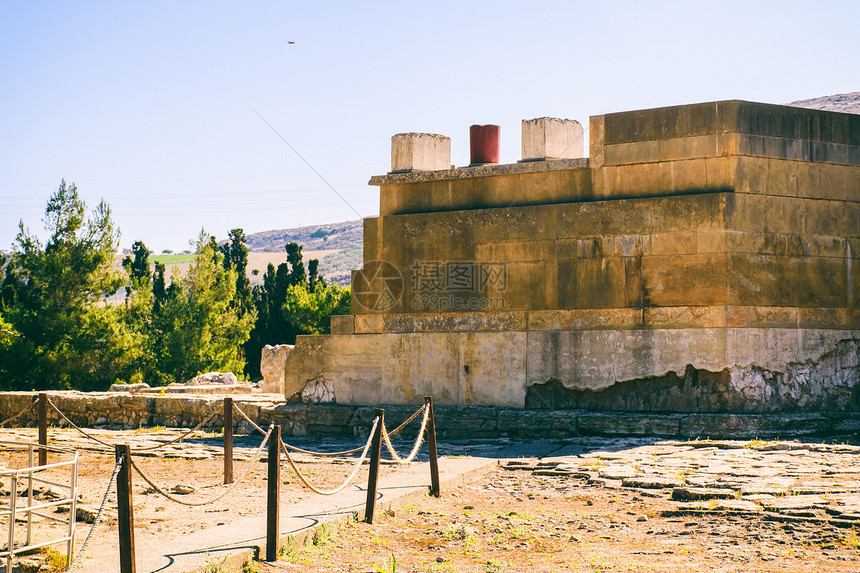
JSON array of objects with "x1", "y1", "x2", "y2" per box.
[{"x1": 1, "y1": 392, "x2": 858, "y2": 441}]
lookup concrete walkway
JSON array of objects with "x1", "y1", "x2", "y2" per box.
[{"x1": 75, "y1": 442, "x2": 554, "y2": 573}]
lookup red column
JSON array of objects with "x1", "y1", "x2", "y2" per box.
[{"x1": 469, "y1": 124, "x2": 500, "y2": 165}]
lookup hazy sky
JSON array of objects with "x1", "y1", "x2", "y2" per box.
[{"x1": 2, "y1": 1, "x2": 857, "y2": 252}]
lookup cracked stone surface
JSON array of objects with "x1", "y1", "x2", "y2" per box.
[{"x1": 510, "y1": 437, "x2": 860, "y2": 523}]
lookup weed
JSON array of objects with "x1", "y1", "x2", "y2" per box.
[
  {"x1": 841, "y1": 534, "x2": 860, "y2": 549},
  {"x1": 587, "y1": 551, "x2": 612, "y2": 573},
  {"x1": 484, "y1": 558, "x2": 510, "y2": 572},
  {"x1": 242, "y1": 559, "x2": 260, "y2": 573},
  {"x1": 369, "y1": 532, "x2": 391, "y2": 547},
  {"x1": 41, "y1": 547, "x2": 67, "y2": 571},
  {"x1": 201, "y1": 555, "x2": 228, "y2": 573},
  {"x1": 134, "y1": 425, "x2": 166, "y2": 433},
  {"x1": 279, "y1": 538, "x2": 300, "y2": 563},
  {"x1": 372, "y1": 553, "x2": 397, "y2": 573},
  {"x1": 441, "y1": 523, "x2": 476, "y2": 542},
  {"x1": 313, "y1": 523, "x2": 336, "y2": 546}
]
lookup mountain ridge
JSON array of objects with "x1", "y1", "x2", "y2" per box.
[{"x1": 787, "y1": 91, "x2": 860, "y2": 114}]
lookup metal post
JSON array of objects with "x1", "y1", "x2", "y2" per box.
[
  {"x1": 266, "y1": 425, "x2": 281, "y2": 562},
  {"x1": 38, "y1": 393, "x2": 47, "y2": 466},
  {"x1": 26, "y1": 446, "x2": 34, "y2": 545},
  {"x1": 425, "y1": 396, "x2": 440, "y2": 497},
  {"x1": 67, "y1": 454, "x2": 78, "y2": 569},
  {"x1": 223, "y1": 397, "x2": 233, "y2": 484},
  {"x1": 116, "y1": 444, "x2": 136, "y2": 573},
  {"x1": 8, "y1": 475, "x2": 18, "y2": 573},
  {"x1": 364, "y1": 409, "x2": 384, "y2": 524}
]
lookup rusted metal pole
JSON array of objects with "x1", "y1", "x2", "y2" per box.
[
  {"x1": 266, "y1": 424, "x2": 281, "y2": 561},
  {"x1": 364, "y1": 409, "x2": 384, "y2": 524},
  {"x1": 425, "y1": 396, "x2": 440, "y2": 497},
  {"x1": 38, "y1": 393, "x2": 47, "y2": 466},
  {"x1": 223, "y1": 397, "x2": 233, "y2": 484},
  {"x1": 116, "y1": 444, "x2": 136, "y2": 573}
]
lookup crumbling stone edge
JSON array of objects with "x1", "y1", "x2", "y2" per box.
[{"x1": 0, "y1": 392, "x2": 857, "y2": 441}]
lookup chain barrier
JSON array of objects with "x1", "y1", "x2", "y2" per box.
[
  {"x1": 67, "y1": 460, "x2": 121, "y2": 572},
  {"x1": 128, "y1": 425, "x2": 274, "y2": 507},
  {"x1": 381, "y1": 405, "x2": 429, "y2": 464},
  {"x1": 47, "y1": 398, "x2": 218, "y2": 453},
  {"x1": 0, "y1": 399, "x2": 37, "y2": 427},
  {"x1": 279, "y1": 417, "x2": 379, "y2": 496}
]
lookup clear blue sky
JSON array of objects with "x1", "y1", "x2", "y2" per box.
[{"x1": 1, "y1": 1, "x2": 857, "y2": 253}]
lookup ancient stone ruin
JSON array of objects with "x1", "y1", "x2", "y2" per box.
[{"x1": 285, "y1": 100, "x2": 860, "y2": 413}]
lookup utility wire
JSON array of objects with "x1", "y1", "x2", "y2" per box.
[{"x1": 252, "y1": 108, "x2": 364, "y2": 219}]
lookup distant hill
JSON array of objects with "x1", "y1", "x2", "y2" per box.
[
  {"x1": 245, "y1": 219, "x2": 363, "y2": 252},
  {"x1": 787, "y1": 91, "x2": 860, "y2": 114},
  {"x1": 243, "y1": 219, "x2": 363, "y2": 286}
]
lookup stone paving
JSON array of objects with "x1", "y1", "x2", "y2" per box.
[
  {"x1": 507, "y1": 437, "x2": 860, "y2": 526},
  {"x1": 4, "y1": 427, "x2": 859, "y2": 525}
]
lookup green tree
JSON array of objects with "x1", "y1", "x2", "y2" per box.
[
  {"x1": 0, "y1": 308, "x2": 20, "y2": 383},
  {"x1": 282, "y1": 282, "x2": 350, "y2": 335},
  {"x1": 219, "y1": 228, "x2": 253, "y2": 317},
  {"x1": 286, "y1": 242, "x2": 306, "y2": 287},
  {"x1": 152, "y1": 261, "x2": 168, "y2": 313},
  {"x1": 0, "y1": 181, "x2": 142, "y2": 390},
  {"x1": 122, "y1": 240, "x2": 151, "y2": 297},
  {"x1": 148, "y1": 232, "x2": 255, "y2": 385},
  {"x1": 244, "y1": 241, "x2": 348, "y2": 378}
]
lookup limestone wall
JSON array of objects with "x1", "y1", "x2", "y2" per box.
[
  {"x1": 284, "y1": 327, "x2": 860, "y2": 411},
  {"x1": 290, "y1": 100, "x2": 860, "y2": 412}
]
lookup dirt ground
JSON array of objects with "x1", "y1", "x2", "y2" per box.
[
  {"x1": 0, "y1": 427, "x2": 377, "y2": 571},
  {"x1": 257, "y1": 465, "x2": 860, "y2": 573},
  {"x1": 1, "y1": 428, "x2": 859, "y2": 572}
]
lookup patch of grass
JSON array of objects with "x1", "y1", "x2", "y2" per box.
[
  {"x1": 201, "y1": 555, "x2": 228, "y2": 573},
  {"x1": 372, "y1": 554, "x2": 397, "y2": 573},
  {"x1": 278, "y1": 538, "x2": 300, "y2": 563},
  {"x1": 484, "y1": 558, "x2": 510, "y2": 572},
  {"x1": 41, "y1": 547, "x2": 67, "y2": 571},
  {"x1": 312, "y1": 523, "x2": 337, "y2": 546},
  {"x1": 133, "y1": 425, "x2": 166, "y2": 433},
  {"x1": 151, "y1": 254, "x2": 196, "y2": 264}
]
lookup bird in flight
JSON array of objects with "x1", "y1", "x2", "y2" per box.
[{"x1": 288, "y1": 40, "x2": 295, "y2": 44}]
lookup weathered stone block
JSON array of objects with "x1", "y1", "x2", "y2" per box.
[
  {"x1": 382, "y1": 332, "x2": 460, "y2": 405},
  {"x1": 521, "y1": 117, "x2": 583, "y2": 161},
  {"x1": 576, "y1": 413, "x2": 681, "y2": 436},
  {"x1": 363, "y1": 217, "x2": 379, "y2": 262},
  {"x1": 680, "y1": 413, "x2": 832, "y2": 439},
  {"x1": 330, "y1": 315, "x2": 354, "y2": 335},
  {"x1": 458, "y1": 332, "x2": 526, "y2": 407},
  {"x1": 391, "y1": 133, "x2": 450, "y2": 173},
  {"x1": 260, "y1": 344, "x2": 292, "y2": 394},
  {"x1": 354, "y1": 314, "x2": 383, "y2": 334},
  {"x1": 589, "y1": 115, "x2": 605, "y2": 168}
]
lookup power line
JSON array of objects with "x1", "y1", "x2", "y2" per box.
[{"x1": 251, "y1": 108, "x2": 364, "y2": 219}]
